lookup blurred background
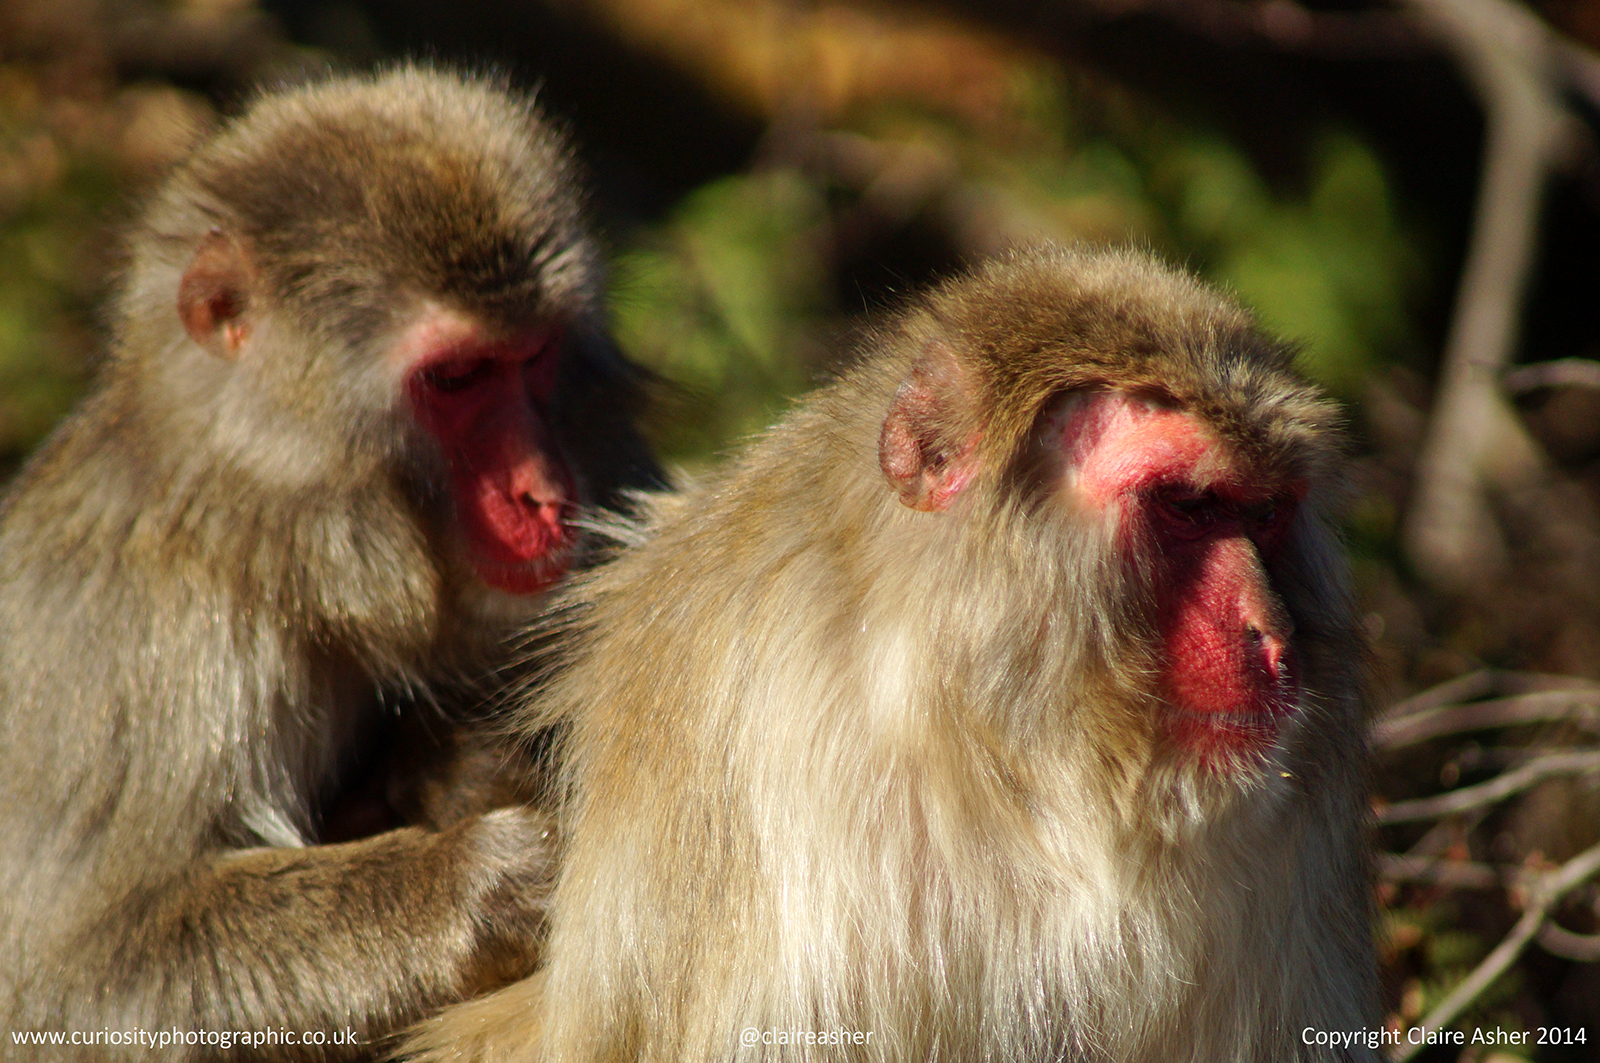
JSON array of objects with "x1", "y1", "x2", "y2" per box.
[{"x1": 2, "y1": 0, "x2": 1599, "y2": 1056}]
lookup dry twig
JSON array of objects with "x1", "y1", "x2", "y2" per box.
[
  {"x1": 1536, "y1": 921, "x2": 1600, "y2": 962},
  {"x1": 1503, "y1": 357, "x2": 1600, "y2": 395},
  {"x1": 1398, "y1": 0, "x2": 1572, "y2": 594},
  {"x1": 1382, "y1": 669, "x2": 1592, "y2": 716},
  {"x1": 1393, "y1": 841, "x2": 1600, "y2": 1061},
  {"x1": 1374, "y1": 669, "x2": 1600, "y2": 747},
  {"x1": 1402, "y1": 814, "x2": 1486, "y2": 859},
  {"x1": 1377, "y1": 749, "x2": 1600, "y2": 823},
  {"x1": 1379, "y1": 853, "x2": 1503, "y2": 889},
  {"x1": 1375, "y1": 689, "x2": 1600, "y2": 748}
]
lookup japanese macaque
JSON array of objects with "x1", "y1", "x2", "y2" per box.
[
  {"x1": 405, "y1": 247, "x2": 1378, "y2": 1063},
  {"x1": 0, "y1": 67, "x2": 657, "y2": 1057}
]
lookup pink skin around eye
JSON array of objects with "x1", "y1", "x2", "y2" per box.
[
  {"x1": 1059, "y1": 392, "x2": 1217, "y2": 503},
  {"x1": 402, "y1": 316, "x2": 575, "y2": 596},
  {"x1": 1053, "y1": 391, "x2": 1302, "y2": 768}
]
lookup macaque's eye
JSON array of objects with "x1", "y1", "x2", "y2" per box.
[
  {"x1": 1250, "y1": 496, "x2": 1297, "y2": 531},
  {"x1": 421, "y1": 359, "x2": 496, "y2": 394},
  {"x1": 1157, "y1": 489, "x2": 1224, "y2": 527}
]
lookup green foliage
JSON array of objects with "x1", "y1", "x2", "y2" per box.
[
  {"x1": 1156, "y1": 131, "x2": 1420, "y2": 396},
  {"x1": 608, "y1": 75, "x2": 1425, "y2": 465},
  {"x1": 610, "y1": 169, "x2": 828, "y2": 464},
  {"x1": 0, "y1": 154, "x2": 110, "y2": 461},
  {"x1": 1389, "y1": 901, "x2": 1530, "y2": 1049}
]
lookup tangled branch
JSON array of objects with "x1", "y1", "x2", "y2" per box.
[
  {"x1": 1393, "y1": 842, "x2": 1600, "y2": 1061},
  {"x1": 1376, "y1": 671, "x2": 1600, "y2": 1055}
]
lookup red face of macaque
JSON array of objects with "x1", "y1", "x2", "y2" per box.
[
  {"x1": 403, "y1": 314, "x2": 577, "y2": 596},
  {"x1": 1052, "y1": 389, "x2": 1303, "y2": 768}
]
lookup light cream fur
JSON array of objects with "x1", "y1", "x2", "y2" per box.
[{"x1": 405, "y1": 246, "x2": 1377, "y2": 1063}]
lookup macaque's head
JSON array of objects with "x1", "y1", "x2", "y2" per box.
[
  {"x1": 875, "y1": 247, "x2": 1350, "y2": 786},
  {"x1": 117, "y1": 67, "x2": 642, "y2": 604}
]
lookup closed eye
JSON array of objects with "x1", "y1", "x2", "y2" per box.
[
  {"x1": 1160, "y1": 489, "x2": 1223, "y2": 523},
  {"x1": 421, "y1": 359, "x2": 497, "y2": 394}
]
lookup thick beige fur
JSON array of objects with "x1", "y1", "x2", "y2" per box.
[{"x1": 406, "y1": 246, "x2": 1376, "y2": 1063}]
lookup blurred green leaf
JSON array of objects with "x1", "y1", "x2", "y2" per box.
[
  {"x1": 1161, "y1": 132, "x2": 1419, "y2": 396},
  {"x1": 611, "y1": 168, "x2": 828, "y2": 464}
]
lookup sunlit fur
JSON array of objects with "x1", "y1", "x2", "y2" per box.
[
  {"x1": 407, "y1": 246, "x2": 1374, "y2": 1063},
  {"x1": 0, "y1": 66, "x2": 656, "y2": 1060}
]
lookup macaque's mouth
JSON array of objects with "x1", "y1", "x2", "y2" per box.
[
  {"x1": 455, "y1": 465, "x2": 579, "y2": 595},
  {"x1": 1157, "y1": 627, "x2": 1301, "y2": 765},
  {"x1": 469, "y1": 538, "x2": 576, "y2": 596},
  {"x1": 1162, "y1": 689, "x2": 1300, "y2": 766}
]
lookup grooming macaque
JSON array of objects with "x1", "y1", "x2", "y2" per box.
[
  {"x1": 406, "y1": 247, "x2": 1377, "y2": 1063},
  {"x1": 0, "y1": 67, "x2": 656, "y2": 1057}
]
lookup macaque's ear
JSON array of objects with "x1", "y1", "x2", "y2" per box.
[
  {"x1": 178, "y1": 230, "x2": 255, "y2": 360},
  {"x1": 877, "y1": 340, "x2": 982, "y2": 512}
]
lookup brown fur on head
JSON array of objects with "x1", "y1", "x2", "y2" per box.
[
  {"x1": 880, "y1": 250, "x2": 1342, "y2": 505},
  {"x1": 154, "y1": 66, "x2": 595, "y2": 335},
  {"x1": 405, "y1": 246, "x2": 1375, "y2": 1063},
  {"x1": 122, "y1": 66, "x2": 595, "y2": 479}
]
